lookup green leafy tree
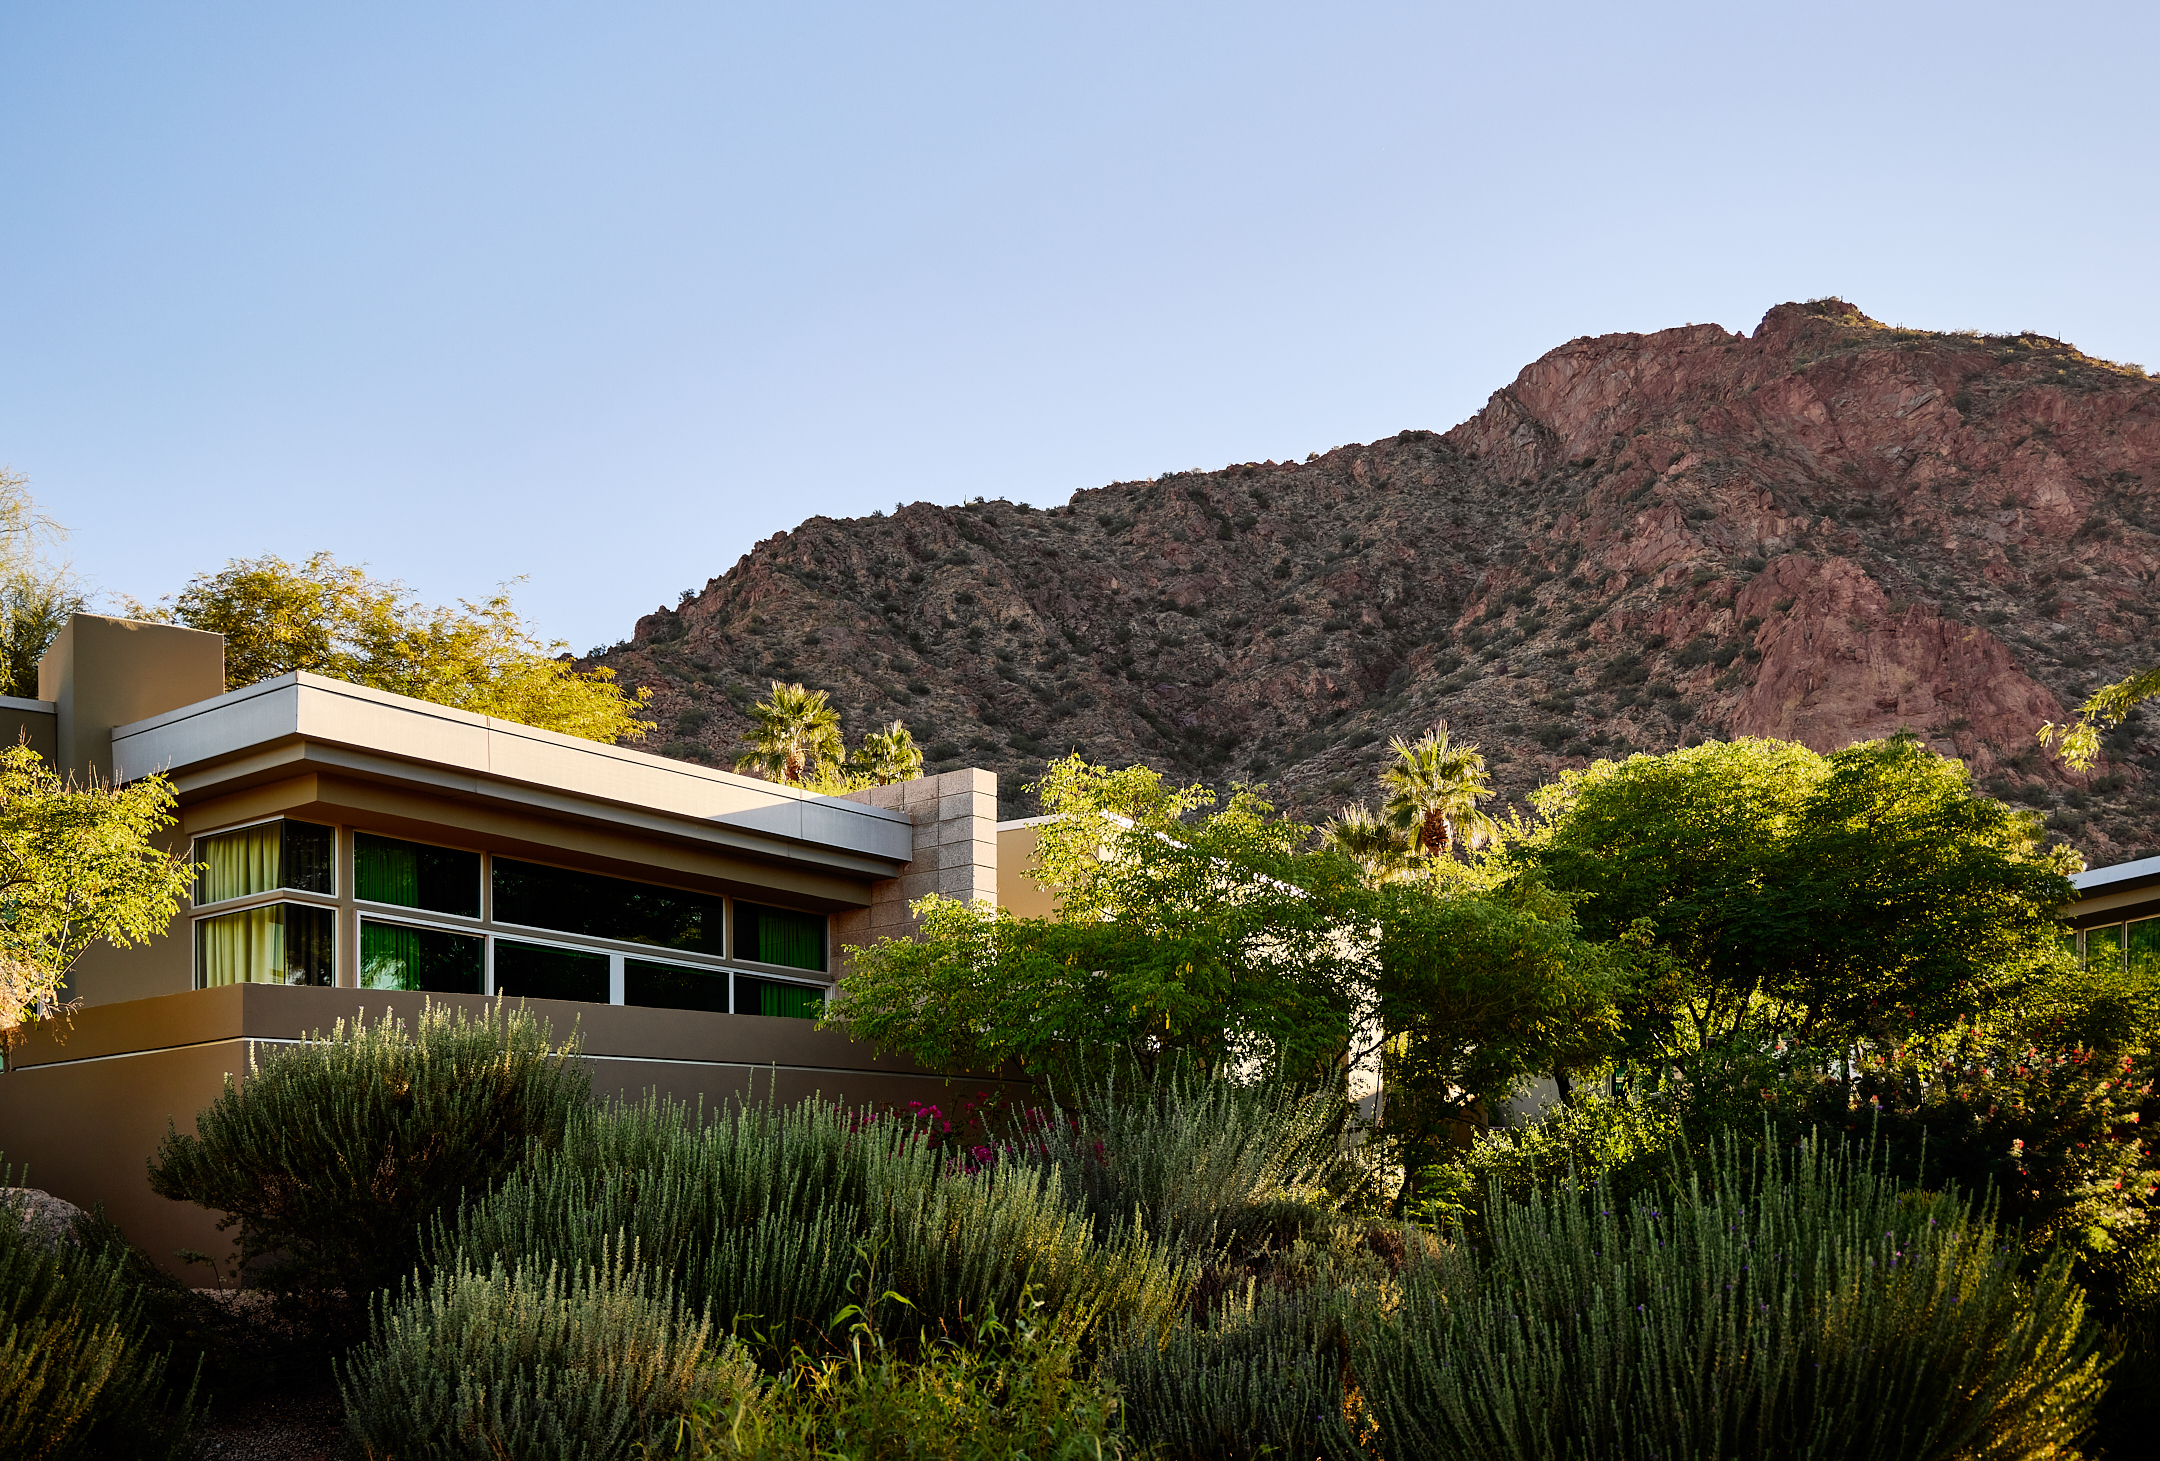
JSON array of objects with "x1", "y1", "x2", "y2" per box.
[
  {"x1": 2041, "y1": 665, "x2": 2160, "y2": 769},
  {"x1": 0, "y1": 468, "x2": 87, "y2": 699},
  {"x1": 0, "y1": 744, "x2": 194, "y2": 1027},
  {"x1": 846, "y1": 719, "x2": 924, "y2": 786},
  {"x1": 1380, "y1": 722, "x2": 1500, "y2": 857},
  {"x1": 837, "y1": 759, "x2": 1372, "y2": 1087},
  {"x1": 129, "y1": 552, "x2": 654, "y2": 744},
  {"x1": 1521, "y1": 735, "x2": 2077, "y2": 1060},
  {"x1": 736, "y1": 681, "x2": 845, "y2": 786},
  {"x1": 1369, "y1": 877, "x2": 1634, "y2": 1201}
]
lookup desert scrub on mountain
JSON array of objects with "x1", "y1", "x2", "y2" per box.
[{"x1": 148, "y1": 1002, "x2": 589, "y2": 1342}]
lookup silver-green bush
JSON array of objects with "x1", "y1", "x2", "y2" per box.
[
  {"x1": 1361, "y1": 1133, "x2": 2108, "y2": 1461},
  {"x1": 438, "y1": 1093, "x2": 1189, "y2": 1368},
  {"x1": 341, "y1": 1243, "x2": 753, "y2": 1461},
  {"x1": 0, "y1": 1194, "x2": 201, "y2": 1461},
  {"x1": 1023, "y1": 1068, "x2": 1352, "y2": 1255},
  {"x1": 150, "y1": 1001, "x2": 589, "y2": 1337}
]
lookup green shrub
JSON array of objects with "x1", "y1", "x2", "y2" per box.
[
  {"x1": 1109, "y1": 1284, "x2": 1371, "y2": 1461},
  {"x1": 1415, "y1": 1093, "x2": 1679, "y2": 1234},
  {"x1": 0, "y1": 1196, "x2": 202, "y2": 1460},
  {"x1": 148, "y1": 1001, "x2": 589, "y2": 1339},
  {"x1": 440, "y1": 1092, "x2": 1189, "y2": 1368},
  {"x1": 1359, "y1": 1132, "x2": 2106, "y2": 1461},
  {"x1": 1026, "y1": 1069, "x2": 1353, "y2": 1256},
  {"x1": 342, "y1": 1243, "x2": 751, "y2": 1461},
  {"x1": 657, "y1": 1294, "x2": 1130, "y2": 1461}
]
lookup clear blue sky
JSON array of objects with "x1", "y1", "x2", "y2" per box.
[{"x1": 4, "y1": 2, "x2": 2154, "y2": 654}]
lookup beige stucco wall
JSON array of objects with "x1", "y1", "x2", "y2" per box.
[
  {"x1": 994, "y1": 819, "x2": 1061, "y2": 920},
  {"x1": 0, "y1": 984, "x2": 1030, "y2": 1276},
  {"x1": 0, "y1": 696, "x2": 57, "y2": 762},
  {"x1": 39, "y1": 613, "x2": 225, "y2": 783}
]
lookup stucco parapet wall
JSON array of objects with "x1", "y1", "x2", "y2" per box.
[
  {"x1": 0, "y1": 984, "x2": 1014, "y2": 1081},
  {"x1": 108, "y1": 673, "x2": 913, "y2": 868}
]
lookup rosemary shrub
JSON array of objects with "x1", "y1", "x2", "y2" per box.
[
  {"x1": 1361, "y1": 1133, "x2": 2107, "y2": 1461},
  {"x1": 438, "y1": 1091, "x2": 1190, "y2": 1368},
  {"x1": 149, "y1": 1001, "x2": 589, "y2": 1337},
  {"x1": 341, "y1": 1241, "x2": 753, "y2": 1461},
  {"x1": 0, "y1": 1198, "x2": 202, "y2": 1460},
  {"x1": 1023, "y1": 1067, "x2": 1353, "y2": 1254}
]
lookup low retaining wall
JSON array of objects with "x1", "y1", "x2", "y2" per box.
[{"x1": 0, "y1": 985, "x2": 1018, "y2": 1276}]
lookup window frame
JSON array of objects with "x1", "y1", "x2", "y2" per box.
[
  {"x1": 488, "y1": 855, "x2": 727, "y2": 957},
  {"x1": 357, "y1": 913, "x2": 489, "y2": 995},
  {"x1": 193, "y1": 898, "x2": 339, "y2": 989},
  {"x1": 730, "y1": 899, "x2": 831, "y2": 975},
  {"x1": 351, "y1": 829, "x2": 486, "y2": 923},
  {"x1": 191, "y1": 816, "x2": 340, "y2": 908}
]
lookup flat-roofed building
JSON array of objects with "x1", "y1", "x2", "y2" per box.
[
  {"x1": 2064, "y1": 854, "x2": 2160, "y2": 975},
  {"x1": 0, "y1": 614, "x2": 1016, "y2": 1269}
]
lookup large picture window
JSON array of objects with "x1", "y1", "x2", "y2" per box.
[
  {"x1": 734, "y1": 902, "x2": 827, "y2": 972},
  {"x1": 493, "y1": 938, "x2": 610, "y2": 1004},
  {"x1": 735, "y1": 973, "x2": 825, "y2": 1021},
  {"x1": 2087, "y1": 924, "x2": 2126, "y2": 972},
  {"x1": 195, "y1": 820, "x2": 334, "y2": 904},
  {"x1": 355, "y1": 833, "x2": 481, "y2": 918},
  {"x1": 195, "y1": 902, "x2": 335, "y2": 988},
  {"x1": 361, "y1": 920, "x2": 484, "y2": 994},
  {"x1": 492, "y1": 859, "x2": 721, "y2": 954},
  {"x1": 625, "y1": 958, "x2": 730, "y2": 1014}
]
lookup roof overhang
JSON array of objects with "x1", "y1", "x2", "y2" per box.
[{"x1": 110, "y1": 673, "x2": 915, "y2": 883}]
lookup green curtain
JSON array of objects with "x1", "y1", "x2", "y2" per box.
[
  {"x1": 360, "y1": 921, "x2": 420, "y2": 990},
  {"x1": 355, "y1": 835, "x2": 420, "y2": 908},
  {"x1": 195, "y1": 906, "x2": 283, "y2": 987},
  {"x1": 753, "y1": 907, "x2": 826, "y2": 971},
  {"x1": 757, "y1": 980, "x2": 825, "y2": 1020},
  {"x1": 2088, "y1": 924, "x2": 2125, "y2": 973},
  {"x1": 198, "y1": 824, "x2": 280, "y2": 904}
]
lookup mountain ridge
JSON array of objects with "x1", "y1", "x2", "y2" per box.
[{"x1": 588, "y1": 299, "x2": 2160, "y2": 864}]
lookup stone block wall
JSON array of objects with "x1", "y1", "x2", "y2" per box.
[{"x1": 830, "y1": 768, "x2": 998, "y2": 971}]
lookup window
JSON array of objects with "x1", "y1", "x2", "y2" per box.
[
  {"x1": 492, "y1": 859, "x2": 720, "y2": 953},
  {"x1": 2129, "y1": 917, "x2": 2160, "y2": 976},
  {"x1": 493, "y1": 938, "x2": 609, "y2": 1004},
  {"x1": 355, "y1": 833, "x2": 480, "y2": 918},
  {"x1": 2087, "y1": 923, "x2": 2126, "y2": 973},
  {"x1": 195, "y1": 903, "x2": 335, "y2": 987},
  {"x1": 360, "y1": 920, "x2": 484, "y2": 994},
  {"x1": 736, "y1": 973, "x2": 825, "y2": 1021},
  {"x1": 195, "y1": 820, "x2": 333, "y2": 904},
  {"x1": 625, "y1": 958, "x2": 730, "y2": 1014},
  {"x1": 734, "y1": 902, "x2": 827, "y2": 972}
]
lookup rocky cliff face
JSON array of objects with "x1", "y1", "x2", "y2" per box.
[{"x1": 591, "y1": 300, "x2": 2160, "y2": 864}]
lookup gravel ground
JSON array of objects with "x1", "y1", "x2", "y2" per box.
[{"x1": 193, "y1": 1383, "x2": 346, "y2": 1461}]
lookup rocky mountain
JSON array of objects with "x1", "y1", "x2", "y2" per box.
[{"x1": 589, "y1": 300, "x2": 2160, "y2": 864}]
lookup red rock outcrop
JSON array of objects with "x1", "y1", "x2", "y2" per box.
[{"x1": 591, "y1": 300, "x2": 2160, "y2": 863}]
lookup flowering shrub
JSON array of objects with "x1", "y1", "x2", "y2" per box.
[{"x1": 1782, "y1": 1039, "x2": 2156, "y2": 1259}]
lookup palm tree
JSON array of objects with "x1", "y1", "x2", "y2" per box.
[
  {"x1": 1380, "y1": 722, "x2": 1500, "y2": 858},
  {"x1": 1318, "y1": 803, "x2": 1416, "y2": 884},
  {"x1": 736, "y1": 681, "x2": 843, "y2": 785},
  {"x1": 847, "y1": 720, "x2": 923, "y2": 786}
]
